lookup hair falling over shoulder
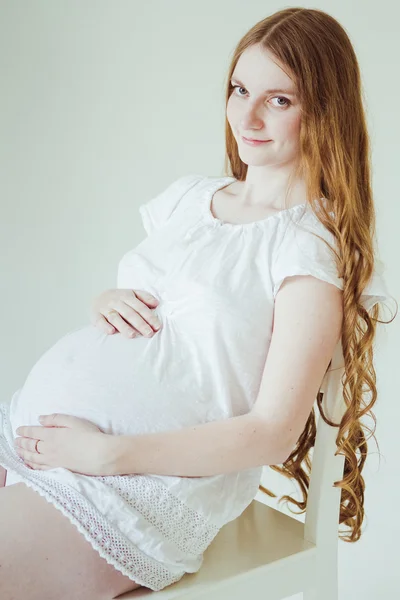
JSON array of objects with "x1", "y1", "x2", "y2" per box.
[{"x1": 223, "y1": 7, "x2": 398, "y2": 543}]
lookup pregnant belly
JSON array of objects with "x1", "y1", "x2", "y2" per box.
[{"x1": 9, "y1": 325, "x2": 219, "y2": 439}]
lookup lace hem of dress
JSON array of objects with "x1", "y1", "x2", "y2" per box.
[{"x1": 0, "y1": 402, "x2": 220, "y2": 592}]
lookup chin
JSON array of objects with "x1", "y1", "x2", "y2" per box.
[{"x1": 238, "y1": 153, "x2": 271, "y2": 166}]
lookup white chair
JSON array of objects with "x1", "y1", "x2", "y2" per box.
[{"x1": 117, "y1": 342, "x2": 346, "y2": 600}]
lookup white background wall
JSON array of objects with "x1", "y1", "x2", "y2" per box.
[{"x1": 1, "y1": 1, "x2": 399, "y2": 598}]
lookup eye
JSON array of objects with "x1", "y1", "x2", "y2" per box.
[
  {"x1": 271, "y1": 96, "x2": 291, "y2": 108},
  {"x1": 231, "y1": 84, "x2": 247, "y2": 96},
  {"x1": 231, "y1": 85, "x2": 291, "y2": 108}
]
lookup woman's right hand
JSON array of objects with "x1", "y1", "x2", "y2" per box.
[{"x1": 89, "y1": 289, "x2": 162, "y2": 339}]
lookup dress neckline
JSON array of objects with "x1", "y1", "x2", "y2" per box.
[{"x1": 201, "y1": 176, "x2": 308, "y2": 229}]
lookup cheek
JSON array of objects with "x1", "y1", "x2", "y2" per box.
[
  {"x1": 280, "y1": 112, "x2": 301, "y2": 138},
  {"x1": 226, "y1": 97, "x2": 239, "y2": 128},
  {"x1": 267, "y1": 113, "x2": 301, "y2": 147}
]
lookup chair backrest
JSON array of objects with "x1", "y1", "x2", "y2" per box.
[{"x1": 304, "y1": 340, "x2": 346, "y2": 548}]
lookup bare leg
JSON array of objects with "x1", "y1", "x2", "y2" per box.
[
  {"x1": 0, "y1": 482, "x2": 144, "y2": 600},
  {"x1": 0, "y1": 465, "x2": 6, "y2": 487}
]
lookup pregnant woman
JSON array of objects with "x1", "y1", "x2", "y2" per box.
[{"x1": 0, "y1": 8, "x2": 396, "y2": 600}]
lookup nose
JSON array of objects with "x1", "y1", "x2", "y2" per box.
[{"x1": 240, "y1": 102, "x2": 265, "y2": 132}]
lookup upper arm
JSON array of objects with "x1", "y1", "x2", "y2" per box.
[
  {"x1": 249, "y1": 209, "x2": 391, "y2": 464},
  {"x1": 250, "y1": 274, "x2": 343, "y2": 463}
]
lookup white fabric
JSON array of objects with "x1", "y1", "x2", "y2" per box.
[{"x1": 0, "y1": 174, "x2": 392, "y2": 591}]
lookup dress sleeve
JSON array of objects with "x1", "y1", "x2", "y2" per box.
[
  {"x1": 271, "y1": 210, "x2": 392, "y2": 312},
  {"x1": 138, "y1": 173, "x2": 203, "y2": 236}
]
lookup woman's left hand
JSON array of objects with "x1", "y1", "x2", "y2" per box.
[{"x1": 14, "y1": 414, "x2": 116, "y2": 476}]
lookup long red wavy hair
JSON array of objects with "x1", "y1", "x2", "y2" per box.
[{"x1": 222, "y1": 7, "x2": 397, "y2": 542}]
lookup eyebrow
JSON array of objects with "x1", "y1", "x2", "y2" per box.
[{"x1": 230, "y1": 76, "x2": 297, "y2": 96}]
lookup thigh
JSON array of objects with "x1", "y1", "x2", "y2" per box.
[{"x1": 0, "y1": 482, "x2": 143, "y2": 600}]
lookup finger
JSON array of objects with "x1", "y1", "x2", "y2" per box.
[
  {"x1": 24, "y1": 460, "x2": 49, "y2": 470},
  {"x1": 117, "y1": 298, "x2": 162, "y2": 335},
  {"x1": 39, "y1": 413, "x2": 78, "y2": 428},
  {"x1": 40, "y1": 413, "x2": 102, "y2": 432},
  {"x1": 102, "y1": 310, "x2": 142, "y2": 339},
  {"x1": 16, "y1": 426, "x2": 49, "y2": 438},
  {"x1": 91, "y1": 313, "x2": 116, "y2": 334},
  {"x1": 15, "y1": 446, "x2": 38, "y2": 464},
  {"x1": 16, "y1": 448, "x2": 48, "y2": 466},
  {"x1": 14, "y1": 437, "x2": 38, "y2": 453},
  {"x1": 111, "y1": 301, "x2": 158, "y2": 338},
  {"x1": 104, "y1": 301, "x2": 155, "y2": 339},
  {"x1": 131, "y1": 289, "x2": 159, "y2": 308}
]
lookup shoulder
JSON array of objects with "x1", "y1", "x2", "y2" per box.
[
  {"x1": 271, "y1": 203, "x2": 393, "y2": 313},
  {"x1": 271, "y1": 203, "x2": 343, "y2": 298},
  {"x1": 274, "y1": 202, "x2": 337, "y2": 256},
  {"x1": 148, "y1": 173, "x2": 207, "y2": 202},
  {"x1": 138, "y1": 173, "x2": 210, "y2": 235}
]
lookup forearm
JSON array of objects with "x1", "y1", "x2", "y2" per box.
[{"x1": 110, "y1": 413, "x2": 287, "y2": 477}]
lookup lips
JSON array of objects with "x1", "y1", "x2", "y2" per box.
[
  {"x1": 243, "y1": 136, "x2": 269, "y2": 142},
  {"x1": 241, "y1": 136, "x2": 271, "y2": 146}
]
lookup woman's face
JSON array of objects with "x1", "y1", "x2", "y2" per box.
[{"x1": 226, "y1": 44, "x2": 302, "y2": 168}]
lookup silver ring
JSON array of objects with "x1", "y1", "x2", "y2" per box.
[{"x1": 105, "y1": 310, "x2": 119, "y2": 318}]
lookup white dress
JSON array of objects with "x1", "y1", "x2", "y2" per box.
[{"x1": 0, "y1": 173, "x2": 392, "y2": 591}]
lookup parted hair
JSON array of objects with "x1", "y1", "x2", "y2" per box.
[{"x1": 223, "y1": 7, "x2": 397, "y2": 542}]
